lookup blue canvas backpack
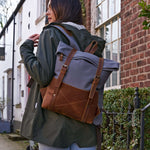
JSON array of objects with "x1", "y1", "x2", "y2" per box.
[{"x1": 40, "y1": 25, "x2": 119, "y2": 125}]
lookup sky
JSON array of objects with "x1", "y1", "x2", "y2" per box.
[
  {"x1": 7, "y1": 0, "x2": 20, "y2": 17},
  {"x1": 0, "y1": 0, "x2": 20, "y2": 30}
]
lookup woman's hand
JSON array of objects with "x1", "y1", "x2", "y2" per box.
[{"x1": 28, "y1": 34, "x2": 40, "y2": 47}]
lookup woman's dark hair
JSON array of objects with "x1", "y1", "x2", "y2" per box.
[{"x1": 49, "y1": 0, "x2": 83, "y2": 25}]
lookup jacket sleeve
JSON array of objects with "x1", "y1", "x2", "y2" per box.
[{"x1": 20, "y1": 29, "x2": 59, "y2": 87}]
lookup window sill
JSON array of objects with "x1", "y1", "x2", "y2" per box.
[
  {"x1": 35, "y1": 13, "x2": 45, "y2": 25},
  {"x1": 105, "y1": 85, "x2": 121, "y2": 91}
]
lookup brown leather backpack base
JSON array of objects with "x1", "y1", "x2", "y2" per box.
[{"x1": 40, "y1": 77, "x2": 100, "y2": 124}]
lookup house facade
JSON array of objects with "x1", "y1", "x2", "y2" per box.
[
  {"x1": 0, "y1": 0, "x2": 149, "y2": 131},
  {"x1": 85, "y1": 0, "x2": 150, "y2": 89},
  {"x1": 0, "y1": 0, "x2": 47, "y2": 131}
]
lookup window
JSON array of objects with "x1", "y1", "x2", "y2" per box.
[
  {"x1": 17, "y1": 8, "x2": 22, "y2": 43},
  {"x1": 37, "y1": 0, "x2": 46, "y2": 18},
  {"x1": 96, "y1": 0, "x2": 121, "y2": 89},
  {"x1": 0, "y1": 47, "x2": 5, "y2": 61},
  {"x1": 16, "y1": 65, "x2": 21, "y2": 105},
  {"x1": 97, "y1": 0, "x2": 121, "y2": 25},
  {"x1": 36, "y1": 0, "x2": 46, "y2": 24}
]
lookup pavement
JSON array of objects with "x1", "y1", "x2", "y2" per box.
[{"x1": 0, "y1": 133, "x2": 29, "y2": 150}]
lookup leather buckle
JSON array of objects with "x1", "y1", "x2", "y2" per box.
[{"x1": 63, "y1": 64, "x2": 68, "y2": 69}]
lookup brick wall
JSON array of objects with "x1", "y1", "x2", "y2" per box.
[{"x1": 121, "y1": 0, "x2": 150, "y2": 88}]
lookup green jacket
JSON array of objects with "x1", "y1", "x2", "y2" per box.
[{"x1": 20, "y1": 22, "x2": 105, "y2": 148}]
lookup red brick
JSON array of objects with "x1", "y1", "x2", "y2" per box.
[
  {"x1": 147, "y1": 42, "x2": 150, "y2": 49},
  {"x1": 137, "y1": 74, "x2": 147, "y2": 81},
  {"x1": 132, "y1": 62, "x2": 137, "y2": 68},
  {"x1": 121, "y1": 72, "x2": 126, "y2": 78},
  {"x1": 124, "y1": 50, "x2": 132, "y2": 57},
  {"x1": 130, "y1": 54, "x2": 140, "y2": 62},
  {"x1": 138, "y1": 45, "x2": 146, "y2": 52},
  {"x1": 140, "y1": 53, "x2": 144, "y2": 58},
  {"x1": 137, "y1": 60, "x2": 146, "y2": 67},
  {"x1": 130, "y1": 82, "x2": 140, "y2": 87},
  {"x1": 140, "y1": 82, "x2": 144, "y2": 87},
  {"x1": 130, "y1": 69, "x2": 138, "y2": 75},
  {"x1": 126, "y1": 70, "x2": 130, "y2": 76},
  {"x1": 147, "y1": 58, "x2": 150, "y2": 64},
  {"x1": 124, "y1": 77, "x2": 132, "y2": 83},
  {"x1": 140, "y1": 38, "x2": 145, "y2": 44},
  {"x1": 130, "y1": 40, "x2": 139, "y2": 48},
  {"x1": 144, "y1": 81, "x2": 150, "y2": 87},
  {"x1": 131, "y1": 13, "x2": 140, "y2": 21},
  {"x1": 130, "y1": 1, "x2": 138, "y2": 7},
  {"x1": 132, "y1": 48, "x2": 137, "y2": 54},
  {"x1": 124, "y1": 63, "x2": 131, "y2": 70},
  {"x1": 148, "y1": 73, "x2": 150, "y2": 79},
  {"x1": 137, "y1": 30, "x2": 146, "y2": 38},
  {"x1": 145, "y1": 66, "x2": 150, "y2": 72},
  {"x1": 145, "y1": 51, "x2": 150, "y2": 57},
  {"x1": 139, "y1": 67, "x2": 144, "y2": 73},
  {"x1": 132, "y1": 34, "x2": 137, "y2": 41},
  {"x1": 132, "y1": 76, "x2": 137, "y2": 82}
]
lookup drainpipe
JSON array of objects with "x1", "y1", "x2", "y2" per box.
[{"x1": 10, "y1": 14, "x2": 16, "y2": 133}]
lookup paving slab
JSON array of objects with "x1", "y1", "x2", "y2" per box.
[{"x1": 0, "y1": 133, "x2": 29, "y2": 150}]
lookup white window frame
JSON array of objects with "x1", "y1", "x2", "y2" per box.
[
  {"x1": 16, "y1": 7, "x2": 22, "y2": 44},
  {"x1": 96, "y1": 0, "x2": 121, "y2": 90},
  {"x1": 35, "y1": 0, "x2": 46, "y2": 25},
  {"x1": 16, "y1": 65, "x2": 21, "y2": 106}
]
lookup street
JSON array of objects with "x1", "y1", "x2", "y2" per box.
[{"x1": 0, "y1": 133, "x2": 29, "y2": 150}]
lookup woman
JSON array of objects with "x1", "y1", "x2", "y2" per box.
[{"x1": 20, "y1": 0, "x2": 106, "y2": 150}]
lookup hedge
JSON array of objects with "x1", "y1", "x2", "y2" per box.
[{"x1": 101, "y1": 87, "x2": 150, "y2": 149}]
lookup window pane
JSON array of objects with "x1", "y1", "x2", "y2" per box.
[
  {"x1": 102, "y1": 0, "x2": 108, "y2": 22},
  {"x1": 97, "y1": 0, "x2": 102, "y2": 5},
  {"x1": 100, "y1": 27, "x2": 104, "y2": 39},
  {"x1": 106, "y1": 77, "x2": 110, "y2": 87},
  {"x1": 112, "y1": 71, "x2": 117, "y2": 86},
  {"x1": 112, "y1": 41, "x2": 118, "y2": 61},
  {"x1": 116, "y1": 0, "x2": 121, "y2": 14},
  {"x1": 112, "y1": 19, "x2": 118, "y2": 41},
  {"x1": 106, "y1": 44, "x2": 111, "y2": 59},
  {"x1": 42, "y1": 0, "x2": 46, "y2": 12},
  {"x1": 97, "y1": 5, "x2": 102, "y2": 25},
  {"x1": 119, "y1": 18, "x2": 121, "y2": 38},
  {"x1": 105, "y1": 23, "x2": 111, "y2": 43},
  {"x1": 119, "y1": 39, "x2": 121, "y2": 60},
  {"x1": 109, "y1": 0, "x2": 115, "y2": 17}
]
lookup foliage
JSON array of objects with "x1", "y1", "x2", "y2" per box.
[
  {"x1": 101, "y1": 87, "x2": 150, "y2": 149},
  {"x1": 80, "y1": 0, "x2": 86, "y2": 17},
  {"x1": 80, "y1": 0, "x2": 86, "y2": 25},
  {"x1": 139, "y1": 0, "x2": 150, "y2": 30}
]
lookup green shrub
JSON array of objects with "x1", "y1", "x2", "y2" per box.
[
  {"x1": 101, "y1": 87, "x2": 150, "y2": 149},
  {"x1": 139, "y1": 0, "x2": 150, "y2": 30}
]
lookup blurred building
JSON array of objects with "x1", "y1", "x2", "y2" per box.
[{"x1": 0, "y1": 0, "x2": 149, "y2": 131}]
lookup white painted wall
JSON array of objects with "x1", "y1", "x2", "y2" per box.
[
  {"x1": 0, "y1": 0, "x2": 46, "y2": 124},
  {"x1": 0, "y1": 22, "x2": 14, "y2": 120}
]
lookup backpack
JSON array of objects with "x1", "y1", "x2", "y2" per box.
[{"x1": 40, "y1": 25, "x2": 119, "y2": 124}]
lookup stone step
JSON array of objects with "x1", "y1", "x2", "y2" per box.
[{"x1": 7, "y1": 133, "x2": 27, "y2": 141}]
